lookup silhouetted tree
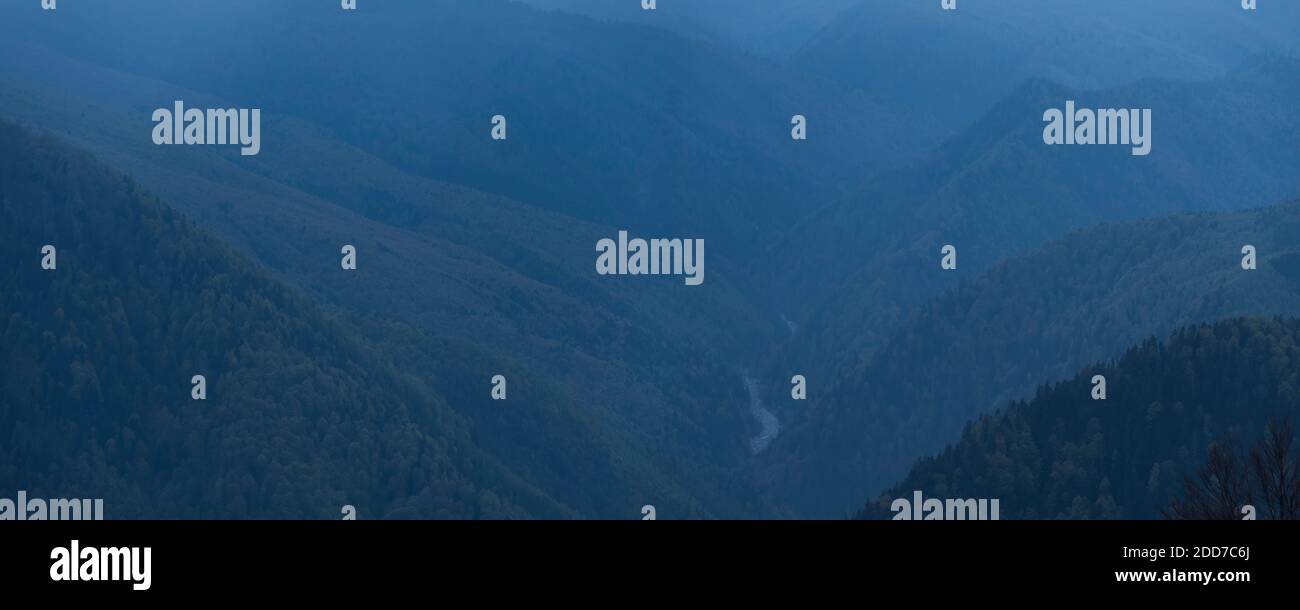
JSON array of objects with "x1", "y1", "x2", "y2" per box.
[
  {"x1": 1168, "y1": 418, "x2": 1300, "y2": 520},
  {"x1": 1249, "y1": 419, "x2": 1300, "y2": 520},
  {"x1": 1165, "y1": 439, "x2": 1252, "y2": 520}
]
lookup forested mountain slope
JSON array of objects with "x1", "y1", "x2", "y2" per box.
[
  {"x1": 0, "y1": 120, "x2": 764, "y2": 518},
  {"x1": 858, "y1": 317, "x2": 1300, "y2": 519},
  {"x1": 762, "y1": 201, "x2": 1300, "y2": 516},
  {"x1": 0, "y1": 31, "x2": 790, "y2": 514},
  {"x1": 764, "y1": 58, "x2": 1300, "y2": 390}
]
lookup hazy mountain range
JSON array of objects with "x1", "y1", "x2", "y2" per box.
[
  {"x1": 2, "y1": 0, "x2": 1298, "y2": 518},
  {"x1": 762, "y1": 199, "x2": 1300, "y2": 515}
]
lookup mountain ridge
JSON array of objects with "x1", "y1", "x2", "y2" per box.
[
  {"x1": 858, "y1": 316, "x2": 1300, "y2": 519},
  {"x1": 761, "y1": 198, "x2": 1300, "y2": 516}
]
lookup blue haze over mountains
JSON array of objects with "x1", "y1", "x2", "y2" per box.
[{"x1": 1, "y1": 0, "x2": 1299, "y2": 518}]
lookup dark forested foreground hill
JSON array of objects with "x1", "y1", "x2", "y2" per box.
[
  {"x1": 762, "y1": 201, "x2": 1300, "y2": 517},
  {"x1": 0, "y1": 120, "x2": 776, "y2": 518},
  {"x1": 859, "y1": 317, "x2": 1300, "y2": 520}
]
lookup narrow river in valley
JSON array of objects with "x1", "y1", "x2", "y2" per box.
[{"x1": 743, "y1": 372, "x2": 781, "y2": 454}]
